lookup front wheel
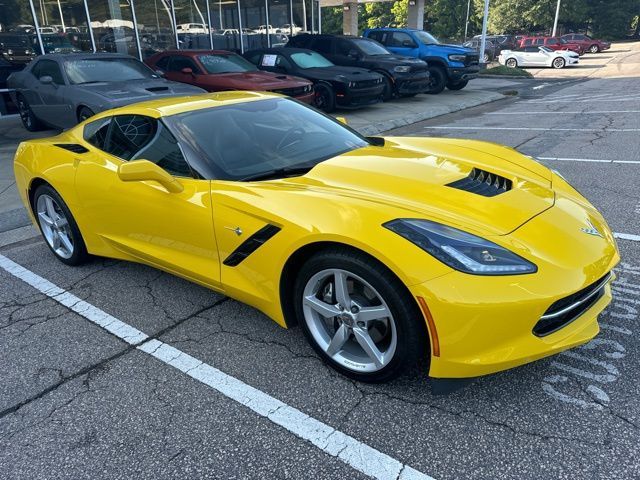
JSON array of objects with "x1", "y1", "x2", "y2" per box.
[
  {"x1": 77, "y1": 106, "x2": 95, "y2": 122},
  {"x1": 552, "y1": 57, "x2": 566, "y2": 69},
  {"x1": 427, "y1": 66, "x2": 446, "y2": 94},
  {"x1": 313, "y1": 83, "x2": 335, "y2": 112},
  {"x1": 505, "y1": 58, "x2": 518, "y2": 68},
  {"x1": 446, "y1": 80, "x2": 468, "y2": 91},
  {"x1": 33, "y1": 184, "x2": 89, "y2": 266},
  {"x1": 381, "y1": 75, "x2": 394, "y2": 101},
  {"x1": 589, "y1": 44, "x2": 599, "y2": 53},
  {"x1": 294, "y1": 248, "x2": 428, "y2": 383}
]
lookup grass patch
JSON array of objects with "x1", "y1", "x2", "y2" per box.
[{"x1": 480, "y1": 65, "x2": 533, "y2": 78}]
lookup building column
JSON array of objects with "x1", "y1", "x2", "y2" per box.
[
  {"x1": 407, "y1": 0, "x2": 424, "y2": 30},
  {"x1": 342, "y1": 2, "x2": 357, "y2": 36}
]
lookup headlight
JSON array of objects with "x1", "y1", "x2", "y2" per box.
[
  {"x1": 7, "y1": 49, "x2": 13, "y2": 55},
  {"x1": 448, "y1": 54, "x2": 466, "y2": 62},
  {"x1": 384, "y1": 219, "x2": 537, "y2": 275},
  {"x1": 393, "y1": 65, "x2": 411, "y2": 73}
]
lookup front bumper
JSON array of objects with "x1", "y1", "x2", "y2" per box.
[
  {"x1": 395, "y1": 71, "x2": 431, "y2": 94},
  {"x1": 336, "y1": 84, "x2": 384, "y2": 108},
  {"x1": 293, "y1": 91, "x2": 315, "y2": 105},
  {"x1": 447, "y1": 66, "x2": 480, "y2": 82}
]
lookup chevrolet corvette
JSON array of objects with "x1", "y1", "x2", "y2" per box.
[{"x1": 14, "y1": 92, "x2": 619, "y2": 386}]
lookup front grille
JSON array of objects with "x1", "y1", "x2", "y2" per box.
[
  {"x1": 446, "y1": 168, "x2": 512, "y2": 197},
  {"x1": 465, "y1": 54, "x2": 479, "y2": 66},
  {"x1": 533, "y1": 273, "x2": 611, "y2": 337},
  {"x1": 271, "y1": 86, "x2": 310, "y2": 97},
  {"x1": 352, "y1": 79, "x2": 381, "y2": 89}
]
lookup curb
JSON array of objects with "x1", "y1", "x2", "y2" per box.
[{"x1": 352, "y1": 91, "x2": 506, "y2": 136}]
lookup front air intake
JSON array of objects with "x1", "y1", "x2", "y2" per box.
[{"x1": 446, "y1": 168, "x2": 512, "y2": 197}]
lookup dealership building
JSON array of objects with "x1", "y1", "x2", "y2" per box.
[{"x1": 0, "y1": 0, "x2": 429, "y2": 114}]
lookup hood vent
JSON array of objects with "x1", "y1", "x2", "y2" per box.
[
  {"x1": 446, "y1": 168, "x2": 512, "y2": 197},
  {"x1": 54, "y1": 143, "x2": 89, "y2": 154},
  {"x1": 146, "y1": 86, "x2": 169, "y2": 93}
]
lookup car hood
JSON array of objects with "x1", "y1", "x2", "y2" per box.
[
  {"x1": 434, "y1": 44, "x2": 476, "y2": 54},
  {"x1": 283, "y1": 137, "x2": 554, "y2": 236},
  {"x1": 76, "y1": 78, "x2": 205, "y2": 100},
  {"x1": 362, "y1": 54, "x2": 428, "y2": 69},
  {"x1": 300, "y1": 66, "x2": 382, "y2": 82},
  {"x1": 199, "y1": 71, "x2": 310, "y2": 89}
]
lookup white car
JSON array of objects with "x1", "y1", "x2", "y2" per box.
[
  {"x1": 499, "y1": 46, "x2": 579, "y2": 69},
  {"x1": 177, "y1": 23, "x2": 208, "y2": 34}
]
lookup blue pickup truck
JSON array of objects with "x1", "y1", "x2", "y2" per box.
[{"x1": 363, "y1": 28, "x2": 479, "y2": 94}]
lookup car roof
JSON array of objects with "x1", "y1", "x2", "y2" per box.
[
  {"x1": 246, "y1": 47, "x2": 310, "y2": 55},
  {"x1": 155, "y1": 49, "x2": 236, "y2": 56},
  {"x1": 85, "y1": 91, "x2": 281, "y2": 120},
  {"x1": 35, "y1": 52, "x2": 138, "y2": 61}
]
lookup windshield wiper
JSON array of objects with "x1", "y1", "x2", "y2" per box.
[{"x1": 240, "y1": 165, "x2": 315, "y2": 182}]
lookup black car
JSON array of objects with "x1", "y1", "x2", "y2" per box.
[
  {"x1": 0, "y1": 33, "x2": 35, "y2": 65},
  {"x1": 463, "y1": 39, "x2": 498, "y2": 62},
  {"x1": 244, "y1": 47, "x2": 384, "y2": 112},
  {"x1": 286, "y1": 34, "x2": 430, "y2": 100}
]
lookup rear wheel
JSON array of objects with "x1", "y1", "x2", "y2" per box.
[
  {"x1": 482, "y1": 52, "x2": 490, "y2": 63},
  {"x1": 313, "y1": 83, "x2": 335, "y2": 112},
  {"x1": 552, "y1": 57, "x2": 566, "y2": 69},
  {"x1": 17, "y1": 94, "x2": 44, "y2": 132},
  {"x1": 446, "y1": 80, "x2": 468, "y2": 91},
  {"x1": 33, "y1": 184, "x2": 89, "y2": 266},
  {"x1": 294, "y1": 248, "x2": 428, "y2": 382},
  {"x1": 589, "y1": 44, "x2": 599, "y2": 53},
  {"x1": 505, "y1": 57, "x2": 518, "y2": 68},
  {"x1": 427, "y1": 66, "x2": 446, "y2": 94}
]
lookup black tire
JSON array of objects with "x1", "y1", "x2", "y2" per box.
[
  {"x1": 17, "y1": 94, "x2": 44, "y2": 132},
  {"x1": 446, "y1": 80, "x2": 468, "y2": 91},
  {"x1": 427, "y1": 66, "x2": 446, "y2": 94},
  {"x1": 313, "y1": 83, "x2": 335, "y2": 112},
  {"x1": 294, "y1": 248, "x2": 429, "y2": 383},
  {"x1": 589, "y1": 44, "x2": 599, "y2": 53},
  {"x1": 482, "y1": 52, "x2": 490, "y2": 63},
  {"x1": 77, "y1": 106, "x2": 95, "y2": 123},
  {"x1": 33, "y1": 184, "x2": 89, "y2": 266},
  {"x1": 505, "y1": 57, "x2": 518, "y2": 68},
  {"x1": 380, "y1": 75, "x2": 394, "y2": 101},
  {"x1": 552, "y1": 57, "x2": 566, "y2": 69}
]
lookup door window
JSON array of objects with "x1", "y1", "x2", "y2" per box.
[
  {"x1": 83, "y1": 115, "x2": 193, "y2": 177},
  {"x1": 547, "y1": 38, "x2": 558, "y2": 45},
  {"x1": 311, "y1": 37, "x2": 333, "y2": 54},
  {"x1": 154, "y1": 56, "x2": 171, "y2": 71},
  {"x1": 523, "y1": 39, "x2": 532, "y2": 46},
  {"x1": 367, "y1": 31, "x2": 384, "y2": 43},
  {"x1": 390, "y1": 32, "x2": 415, "y2": 48},
  {"x1": 167, "y1": 56, "x2": 201, "y2": 73},
  {"x1": 534, "y1": 38, "x2": 544, "y2": 45},
  {"x1": 32, "y1": 59, "x2": 65, "y2": 84}
]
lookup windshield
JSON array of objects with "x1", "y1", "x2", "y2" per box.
[
  {"x1": 414, "y1": 30, "x2": 439, "y2": 45},
  {"x1": 166, "y1": 98, "x2": 368, "y2": 181},
  {"x1": 64, "y1": 58, "x2": 155, "y2": 84},
  {"x1": 290, "y1": 51, "x2": 334, "y2": 69},
  {"x1": 0, "y1": 35, "x2": 29, "y2": 47},
  {"x1": 42, "y1": 36, "x2": 73, "y2": 47},
  {"x1": 198, "y1": 53, "x2": 256, "y2": 73},
  {"x1": 351, "y1": 38, "x2": 390, "y2": 56},
  {"x1": 540, "y1": 46, "x2": 553, "y2": 52}
]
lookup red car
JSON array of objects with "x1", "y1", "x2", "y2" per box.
[
  {"x1": 145, "y1": 50, "x2": 315, "y2": 104},
  {"x1": 561, "y1": 33, "x2": 611, "y2": 53},
  {"x1": 518, "y1": 36, "x2": 585, "y2": 55}
]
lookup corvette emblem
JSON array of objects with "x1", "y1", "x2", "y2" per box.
[{"x1": 581, "y1": 220, "x2": 603, "y2": 238}]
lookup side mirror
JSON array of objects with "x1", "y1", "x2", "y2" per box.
[
  {"x1": 39, "y1": 75, "x2": 53, "y2": 84},
  {"x1": 181, "y1": 67, "x2": 194, "y2": 75},
  {"x1": 154, "y1": 69, "x2": 165, "y2": 77},
  {"x1": 117, "y1": 160, "x2": 184, "y2": 193},
  {"x1": 335, "y1": 116, "x2": 348, "y2": 125}
]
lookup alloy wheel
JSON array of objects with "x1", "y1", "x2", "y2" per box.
[
  {"x1": 18, "y1": 98, "x2": 32, "y2": 129},
  {"x1": 506, "y1": 58, "x2": 517, "y2": 68},
  {"x1": 302, "y1": 268, "x2": 397, "y2": 373},
  {"x1": 553, "y1": 57, "x2": 565, "y2": 69},
  {"x1": 589, "y1": 45, "x2": 599, "y2": 53},
  {"x1": 36, "y1": 194, "x2": 74, "y2": 259}
]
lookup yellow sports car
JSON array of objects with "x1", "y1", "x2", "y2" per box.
[{"x1": 14, "y1": 91, "x2": 619, "y2": 387}]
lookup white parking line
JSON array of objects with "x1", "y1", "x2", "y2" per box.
[
  {"x1": 485, "y1": 111, "x2": 640, "y2": 115},
  {"x1": 614, "y1": 232, "x2": 640, "y2": 242},
  {"x1": 538, "y1": 156, "x2": 640, "y2": 164},
  {"x1": 424, "y1": 126, "x2": 640, "y2": 132},
  {"x1": 0, "y1": 254, "x2": 433, "y2": 480}
]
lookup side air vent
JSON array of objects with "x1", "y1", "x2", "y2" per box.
[
  {"x1": 223, "y1": 224, "x2": 281, "y2": 267},
  {"x1": 446, "y1": 168, "x2": 512, "y2": 197},
  {"x1": 54, "y1": 143, "x2": 89, "y2": 154}
]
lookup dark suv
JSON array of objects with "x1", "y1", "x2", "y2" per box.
[
  {"x1": 0, "y1": 33, "x2": 35, "y2": 65},
  {"x1": 286, "y1": 34, "x2": 430, "y2": 100}
]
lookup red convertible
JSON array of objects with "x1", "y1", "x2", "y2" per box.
[
  {"x1": 145, "y1": 50, "x2": 314, "y2": 104},
  {"x1": 518, "y1": 36, "x2": 585, "y2": 55},
  {"x1": 561, "y1": 33, "x2": 611, "y2": 53}
]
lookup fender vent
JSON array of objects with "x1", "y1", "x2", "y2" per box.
[
  {"x1": 446, "y1": 168, "x2": 512, "y2": 197},
  {"x1": 223, "y1": 224, "x2": 281, "y2": 267},
  {"x1": 54, "y1": 143, "x2": 89, "y2": 154}
]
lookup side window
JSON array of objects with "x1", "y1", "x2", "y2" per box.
[
  {"x1": 367, "y1": 31, "x2": 383, "y2": 43},
  {"x1": 155, "y1": 56, "x2": 170, "y2": 71},
  {"x1": 311, "y1": 37, "x2": 333, "y2": 54},
  {"x1": 33, "y1": 59, "x2": 64, "y2": 84},
  {"x1": 336, "y1": 39, "x2": 353, "y2": 55},
  {"x1": 390, "y1": 32, "x2": 415, "y2": 47},
  {"x1": 523, "y1": 39, "x2": 532, "y2": 46},
  {"x1": 167, "y1": 56, "x2": 201, "y2": 73},
  {"x1": 275, "y1": 55, "x2": 293, "y2": 70},
  {"x1": 525, "y1": 46, "x2": 539, "y2": 52},
  {"x1": 534, "y1": 38, "x2": 544, "y2": 46},
  {"x1": 85, "y1": 115, "x2": 192, "y2": 177},
  {"x1": 547, "y1": 38, "x2": 558, "y2": 45}
]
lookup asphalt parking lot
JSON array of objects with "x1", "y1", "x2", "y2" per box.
[{"x1": 1, "y1": 44, "x2": 639, "y2": 480}]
